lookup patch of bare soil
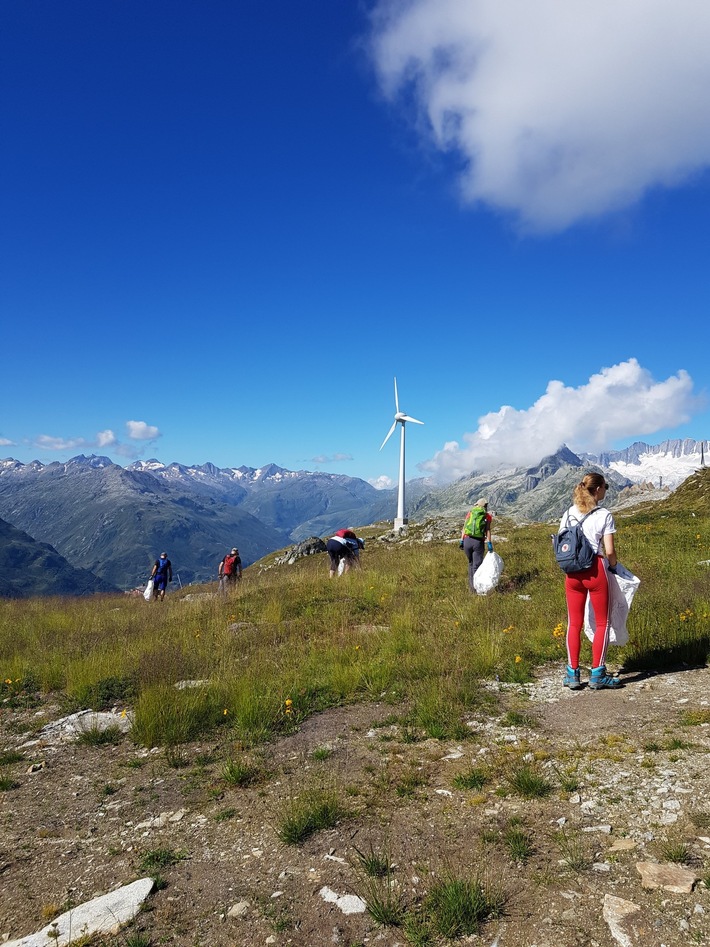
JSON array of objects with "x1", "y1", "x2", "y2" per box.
[{"x1": 2, "y1": 664, "x2": 710, "y2": 946}]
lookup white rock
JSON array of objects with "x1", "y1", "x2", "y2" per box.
[
  {"x1": 318, "y1": 887, "x2": 366, "y2": 915},
  {"x1": 5, "y1": 878, "x2": 153, "y2": 946},
  {"x1": 227, "y1": 900, "x2": 250, "y2": 917}
]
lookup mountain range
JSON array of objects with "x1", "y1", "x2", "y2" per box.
[
  {"x1": 0, "y1": 515, "x2": 118, "y2": 598},
  {"x1": 0, "y1": 437, "x2": 706, "y2": 595}
]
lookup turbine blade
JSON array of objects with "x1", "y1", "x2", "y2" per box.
[
  {"x1": 393, "y1": 377, "x2": 400, "y2": 414},
  {"x1": 401, "y1": 415, "x2": 424, "y2": 425},
  {"x1": 379, "y1": 421, "x2": 397, "y2": 451}
]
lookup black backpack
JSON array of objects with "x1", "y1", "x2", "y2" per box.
[{"x1": 552, "y1": 511, "x2": 596, "y2": 574}]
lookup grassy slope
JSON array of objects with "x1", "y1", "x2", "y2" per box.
[{"x1": 1, "y1": 471, "x2": 709, "y2": 745}]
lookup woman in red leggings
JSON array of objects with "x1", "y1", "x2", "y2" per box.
[{"x1": 561, "y1": 472, "x2": 621, "y2": 691}]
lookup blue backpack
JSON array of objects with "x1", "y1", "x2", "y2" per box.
[{"x1": 552, "y1": 511, "x2": 596, "y2": 574}]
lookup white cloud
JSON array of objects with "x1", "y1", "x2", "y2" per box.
[
  {"x1": 419, "y1": 359, "x2": 702, "y2": 480},
  {"x1": 369, "y1": 474, "x2": 395, "y2": 490},
  {"x1": 96, "y1": 429, "x2": 117, "y2": 447},
  {"x1": 0, "y1": 437, "x2": 14, "y2": 447},
  {"x1": 312, "y1": 453, "x2": 354, "y2": 464},
  {"x1": 370, "y1": 0, "x2": 710, "y2": 230},
  {"x1": 34, "y1": 434, "x2": 88, "y2": 451},
  {"x1": 126, "y1": 420, "x2": 161, "y2": 441}
]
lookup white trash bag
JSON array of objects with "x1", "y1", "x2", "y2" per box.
[
  {"x1": 143, "y1": 578, "x2": 155, "y2": 602},
  {"x1": 473, "y1": 551, "x2": 504, "y2": 595},
  {"x1": 584, "y1": 562, "x2": 640, "y2": 646}
]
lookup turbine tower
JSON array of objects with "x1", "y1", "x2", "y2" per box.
[{"x1": 379, "y1": 377, "x2": 424, "y2": 532}]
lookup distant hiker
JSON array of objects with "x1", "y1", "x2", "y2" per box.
[
  {"x1": 218, "y1": 547, "x2": 242, "y2": 592},
  {"x1": 560, "y1": 472, "x2": 621, "y2": 691},
  {"x1": 326, "y1": 528, "x2": 365, "y2": 578},
  {"x1": 150, "y1": 552, "x2": 173, "y2": 601},
  {"x1": 460, "y1": 498, "x2": 493, "y2": 592}
]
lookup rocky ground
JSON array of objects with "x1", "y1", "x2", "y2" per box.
[{"x1": 2, "y1": 663, "x2": 710, "y2": 946}]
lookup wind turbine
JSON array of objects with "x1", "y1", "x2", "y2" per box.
[{"x1": 379, "y1": 377, "x2": 424, "y2": 532}]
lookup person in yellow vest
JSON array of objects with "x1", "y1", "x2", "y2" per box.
[{"x1": 459, "y1": 499, "x2": 493, "y2": 592}]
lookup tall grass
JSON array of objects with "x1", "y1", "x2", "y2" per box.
[{"x1": 2, "y1": 502, "x2": 709, "y2": 746}]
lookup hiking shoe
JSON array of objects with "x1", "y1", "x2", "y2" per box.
[
  {"x1": 589, "y1": 666, "x2": 622, "y2": 690},
  {"x1": 563, "y1": 665, "x2": 582, "y2": 690}
]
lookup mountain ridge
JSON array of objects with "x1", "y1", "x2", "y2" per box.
[{"x1": 0, "y1": 437, "x2": 706, "y2": 594}]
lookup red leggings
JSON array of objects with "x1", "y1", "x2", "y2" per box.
[{"x1": 565, "y1": 557, "x2": 610, "y2": 669}]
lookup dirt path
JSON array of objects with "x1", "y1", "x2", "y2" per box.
[{"x1": 2, "y1": 664, "x2": 710, "y2": 946}]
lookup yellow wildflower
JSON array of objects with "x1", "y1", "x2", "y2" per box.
[{"x1": 515, "y1": 655, "x2": 522, "y2": 664}]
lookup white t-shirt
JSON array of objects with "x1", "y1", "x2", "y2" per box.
[{"x1": 560, "y1": 505, "x2": 616, "y2": 555}]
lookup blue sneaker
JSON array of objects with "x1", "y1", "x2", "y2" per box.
[
  {"x1": 589, "y1": 666, "x2": 622, "y2": 690},
  {"x1": 563, "y1": 665, "x2": 581, "y2": 690}
]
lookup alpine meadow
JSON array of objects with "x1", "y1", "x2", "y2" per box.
[{"x1": 2, "y1": 472, "x2": 710, "y2": 944}]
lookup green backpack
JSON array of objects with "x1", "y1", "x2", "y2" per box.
[{"x1": 464, "y1": 506, "x2": 488, "y2": 539}]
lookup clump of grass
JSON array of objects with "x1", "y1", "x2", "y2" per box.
[
  {"x1": 165, "y1": 745, "x2": 190, "y2": 769},
  {"x1": 354, "y1": 843, "x2": 391, "y2": 878},
  {"x1": 222, "y1": 757, "x2": 262, "y2": 787},
  {"x1": 312, "y1": 746, "x2": 333, "y2": 761},
  {"x1": 396, "y1": 771, "x2": 426, "y2": 798},
  {"x1": 452, "y1": 767, "x2": 488, "y2": 791},
  {"x1": 665, "y1": 737, "x2": 690, "y2": 750},
  {"x1": 500, "y1": 709, "x2": 535, "y2": 728},
  {"x1": 556, "y1": 828, "x2": 591, "y2": 872},
  {"x1": 125, "y1": 935, "x2": 152, "y2": 947},
  {"x1": 0, "y1": 774, "x2": 20, "y2": 791},
  {"x1": 403, "y1": 914, "x2": 435, "y2": 947},
  {"x1": 213, "y1": 806, "x2": 238, "y2": 822},
  {"x1": 507, "y1": 763, "x2": 552, "y2": 799},
  {"x1": 556, "y1": 766, "x2": 580, "y2": 794},
  {"x1": 0, "y1": 750, "x2": 24, "y2": 766},
  {"x1": 139, "y1": 847, "x2": 187, "y2": 875},
  {"x1": 689, "y1": 810, "x2": 710, "y2": 830},
  {"x1": 504, "y1": 823, "x2": 534, "y2": 862},
  {"x1": 361, "y1": 871, "x2": 405, "y2": 927},
  {"x1": 424, "y1": 872, "x2": 504, "y2": 938},
  {"x1": 659, "y1": 839, "x2": 692, "y2": 864},
  {"x1": 76, "y1": 724, "x2": 124, "y2": 746},
  {"x1": 277, "y1": 786, "x2": 347, "y2": 845},
  {"x1": 680, "y1": 709, "x2": 710, "y2": 726}
]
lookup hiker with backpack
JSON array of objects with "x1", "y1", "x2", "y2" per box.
[
  {"x1": 150, "y1": 552, "x2": 173, "y2": 601},
  {"x1": 218, "y1": 547, "x2": 243, "y2": 592},
  {"x1": 460, "y1": 499, "x2": 493, "y2": 592},
  {"x1": 559, "y1": 472, "x2": 621, "y2": 691}
]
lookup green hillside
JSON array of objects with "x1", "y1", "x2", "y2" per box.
[{"x1": 2, "y1": 480, "x2": 709, "y2": 747}]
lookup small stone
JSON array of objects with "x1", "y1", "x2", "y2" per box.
[
  {"x1": 227, "y1": 900, "x2": 250, "y2": 917},
  {"x1": 609, "y1": 839, "x2": 637, "y2": 853},
  {"x1": 636, "y1": 861, "x2": 698, "y2": 893}
]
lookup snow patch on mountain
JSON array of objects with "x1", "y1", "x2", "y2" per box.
[{"x1": 584, "y1": 439, "x2": 709, "y2": 489}]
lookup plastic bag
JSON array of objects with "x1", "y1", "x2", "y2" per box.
[
  {"x1": 143, "y1": 578, "x2": 155, "y2": 602},
  {"x1": 473, "y1": 551, "x2": 504, "y2": 595},
  {"x1": 584, "y1": 563, "x2": 639, "y2": 646}
]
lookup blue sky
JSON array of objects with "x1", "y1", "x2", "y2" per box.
[{"x1": 2, "y1": 0, "x2": 709, "y2": 488}]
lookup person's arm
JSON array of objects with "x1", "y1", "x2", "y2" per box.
[
  {"x1": 218, "y1": 560, "x2": 224, "y2": 577},
  {"x1": 485, "y1": 515, "x2": 493, "y2": 551},
  {"x1": 603, "y1": 533, "x2": 617, "y2": 569},
  {"x1": 150, "y1": 562, "x2": 157, "y2": 578},
  {"x1": 237, "y1": 558, "x2": 243, "y2": 577}
]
